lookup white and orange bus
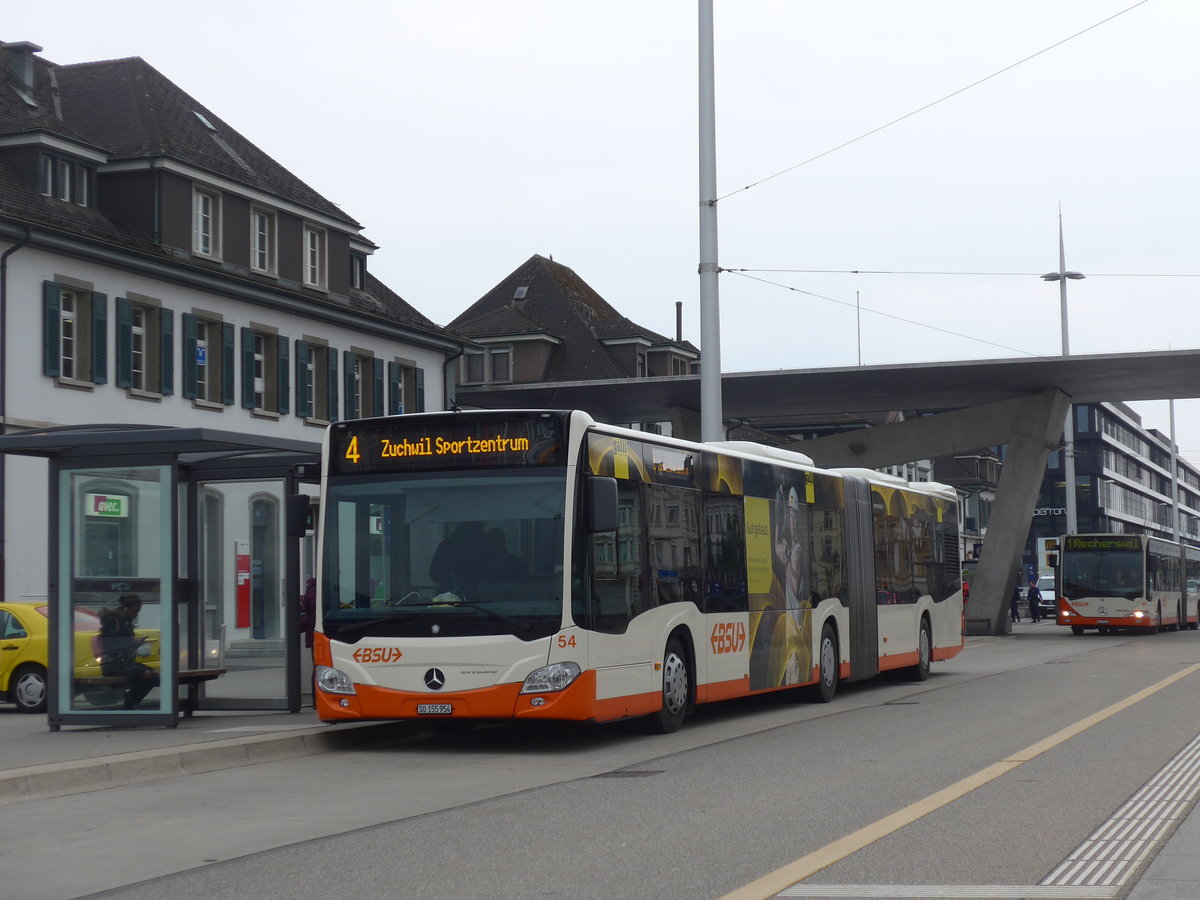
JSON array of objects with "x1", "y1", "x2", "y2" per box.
[
  {"x1": 1056, "y1": 533, "x2": 1200, "y2": 634},
  {"x1": 312, "y1": 410, "x2": 964, "y2": 732}
]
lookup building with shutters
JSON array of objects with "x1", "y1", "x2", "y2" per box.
[{"x1": 0, "y1": 39, "x2": 468, "y2": 627}]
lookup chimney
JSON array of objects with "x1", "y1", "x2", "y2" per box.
[
  {"x1": 675, "y1": 301, "x2": 683, "y2": 342},
  {"x1": 3, "y1": 41, "x2": 42, "y2": 103}
]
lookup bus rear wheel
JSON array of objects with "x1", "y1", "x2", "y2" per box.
[
  {"x1": 809, "y1": 623, "x2": 838, "y2": 703},
  {"x1": 647, "y1": 637, "x2": 689, "y2": 733},
  {"x1": 904, "y1": 618, "x2": 931, "y2": 681}
]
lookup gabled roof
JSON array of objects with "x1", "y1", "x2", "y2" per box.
[
  {"x1": 450, "y1": 254, "x2": 697, "y2": 381},
  {"x1": 54, "y1": 56, "x2": 357, "y2": 226}
]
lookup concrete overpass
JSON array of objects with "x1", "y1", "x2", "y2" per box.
[{"x1": 457, "y1": 348, "x2": 1200, "y2": 635}]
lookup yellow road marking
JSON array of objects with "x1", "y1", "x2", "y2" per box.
[{"x1": 719, "y1": 663, "x2": 1200, "y2": 900}]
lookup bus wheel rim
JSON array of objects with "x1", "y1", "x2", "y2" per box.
[{"x1": 663, "y1": 651, "x2": 687, "y2": 714}]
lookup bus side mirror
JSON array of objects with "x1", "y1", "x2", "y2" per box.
[
  {"x1": 1047, "y1": 554, "x2": 1058, "y2": 568},
  {"x1": 286, "y1": 494, "x2": 311, "y2": 538},
  {"x1": 584, "y1": 476, "x2": 618, "y2": 533}
]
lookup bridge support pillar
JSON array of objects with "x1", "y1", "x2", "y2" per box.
[{"x1": 966, "y1": 389, "x2": 1072, "y2": 635}]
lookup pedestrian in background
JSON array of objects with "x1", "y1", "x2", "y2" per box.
[
  {"x1": 1011, "y1": 582, "x2": 1022, "y2": 623},
  {"x1": 1027, "y1": 578, "x2": 1043, "y2": 623}
]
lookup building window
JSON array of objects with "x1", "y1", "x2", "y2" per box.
[
  {"x1": 42, "y1": 280, "x2": 107, "y2": 385},
  {"x1": 40, "y1": 156, "x2": 53, "y2": 196},
  {"x1": 250, "y1": 209, "x2": 276, "y2": 274},
  {"x1": 116, "y1": 296, "x2": 173, "y2": 395},
  {"x1": 343, "y1": 350, "x2": 382, "y2": 419},
  {"x1": 183, "y1": 313, "x2": 234, "y2": 405},
  {"x1": 295, "y1": 340, "x2": 337, "y2": 422},
  {"x1": 463, "y1": 351, "x2": 485, "y2": 384},
  {"x1": 350, "y1": 253, "x2": 366, "y2": 290},
  {"x1": 388, "y1": 360, "x2": 425, "y2": 415},
  {"x1": 489, "y1": 347, "x2": 511, "y2": 383},
  {"x1": 193, "y1": 188, "x2": 220, "y2": 257},
  {"x1": 637, "y1": 353, "x2": 647, "y2": 377},
  {"x1": 303, "y1": 225, "x2": 326, "y2": 288},
  {"x1": 242, "y1": 327, "x2": 289, "y2": 414},
  {"x1": 57, "y1": 159, "x2": 73, "y2": 201}
]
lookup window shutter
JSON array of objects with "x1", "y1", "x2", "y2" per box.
[
  {"x1": 416, "y1": 367, "x2": 425, "y2": 413},
  {"x1": 221, "y1": 322, "x2": 236, "y2": 405},
  {"x1": 42, "y1": 281, "x2": 61, "y2": 377},
  {"x1": 343, "y1": 351, "x2": 356, "y2": 419},
  {"x1": 91, "y1": 292, "x2": 108, "y2": 384},
  {"x1": 327, "y1": 346, "x2": 339, "y2": 422},
  {"x1": 294, "y1": 340, "x2": 311, "y2": 418},
  {"x1": 277, "y1": 336, "x2": 290, "y2": 415},
  {"x1": 372, "y1": 358, "x2": 384, "y2": 417},
  {"x1": 115, "y1": 297, "x2": 132, "y2": 388},
  {"x1": 241, "y1": 327, "x2": 256, "y2": 409},
  {"x1": 160, "y1": 308, "x2": 174, "y2": 395},
  {"x1": 181, "y1": 314, "x2": 198, "y2": 399}
]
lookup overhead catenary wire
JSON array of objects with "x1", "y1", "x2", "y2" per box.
[
  {"x1": 717, "y1": 0, "x2": 1154, "y2": 203},
  {"x1": 725, "y1": 269, "x2": 1037, "y2": 357}
]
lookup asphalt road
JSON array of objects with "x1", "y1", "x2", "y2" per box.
[{"x1": 8, "y1": 626, "x2": 1200, "y2": 900}]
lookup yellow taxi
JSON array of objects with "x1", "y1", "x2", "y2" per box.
[{"x1": 0, "y1": 602, "x2": 161, "y2": 713}]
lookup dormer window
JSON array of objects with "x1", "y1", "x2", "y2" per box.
[
  {"x1": 192, "y1": 187, "x2": 221, "y2": 258},
  {"x1": 40, "y1": 154, "x2": 92, "y2": 207},
  {"x1": 303, "y1": 225, "x2": 326, "y2": 289},
  {"x1": 250, "y1": 208, "x2": 276, "y2": 274}
]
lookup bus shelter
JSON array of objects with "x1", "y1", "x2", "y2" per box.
[{"x1": 0, "y1": 424, "x2": 319, "y2": 728}]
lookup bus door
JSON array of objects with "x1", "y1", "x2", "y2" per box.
[
  {"x1": 583, "y1": 479, "x2": 654, "y2": 712},
  {"x1": 842, "y1": 475, "x2": 878, "y2": 681}
]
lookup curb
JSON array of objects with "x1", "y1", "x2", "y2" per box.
[{"x1": 0, "y1": 720, "x2": 409, "y2": 806}]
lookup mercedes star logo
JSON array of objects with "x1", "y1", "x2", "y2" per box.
[{"x1": 424, "y1": 668, "x2": 446, "y2": 691}]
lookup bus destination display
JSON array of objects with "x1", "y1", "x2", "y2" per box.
[
  {"x1": 329, "y1": 414, "x2": 565, "y2": 474},
  {"x1": 1064, "y1": 536, "x2": 1141, "y2": 552}
]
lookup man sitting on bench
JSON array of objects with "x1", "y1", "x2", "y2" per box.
[{"x1": 97, "y1": 594, "x2": 160, "y2": 709}]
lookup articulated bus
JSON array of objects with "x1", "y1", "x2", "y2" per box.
[
  {"x1": 312, "y1": 410, "x2": 964, "y2": 732},
  {"x1": 1057, "y1": 534, "x2": 1200, "y2": 634}
]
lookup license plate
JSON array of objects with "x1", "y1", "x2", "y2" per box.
[
  {"x1": 417, "y1": 703, "x2": 453, "y2": 715},
  {"x1": 1097, "y1": 620, "x2": 1109, "y2": 624}
]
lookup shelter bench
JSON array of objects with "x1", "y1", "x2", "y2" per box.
[{"x1": 73, "y1": 668, "x2": 227, "y2": 716}]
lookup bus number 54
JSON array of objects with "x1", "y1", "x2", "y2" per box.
[{"x1": 710, "y1": 621, "x2": 746, "y2": 654}]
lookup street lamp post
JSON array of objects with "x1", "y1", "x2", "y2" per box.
[{"x1": 1041, "y1": 211, "x2": 1085, "y2": 535}]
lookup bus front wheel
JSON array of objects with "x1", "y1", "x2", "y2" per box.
[{"x1": 647, "y1": 637, "x2": 689, "y2": 733}]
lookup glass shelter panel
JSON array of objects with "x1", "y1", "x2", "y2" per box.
[
  {"x1": 57, "y1": 465, "x2": 175, "y2": 718},
  {"x1": 195, "y1": 478, "x2": 290, "y2": 707}
]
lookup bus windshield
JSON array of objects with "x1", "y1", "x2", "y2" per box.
[
  {"x1": 321, "y1": 470, "x2": 567, "y2": 642},
  {"x1": 1063, "y1": 549, "x2": 1143, "y2": 602}
]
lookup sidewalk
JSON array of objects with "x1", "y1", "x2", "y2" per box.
[{"x1": 0, "y1": 704, "x2": 404, "y2": 806}]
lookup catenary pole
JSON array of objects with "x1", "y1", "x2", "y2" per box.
[{"x1": 698, "y1": 0, "x2": 723, "y2": 442}]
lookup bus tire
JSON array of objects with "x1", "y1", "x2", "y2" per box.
[
  {"x1": 1071, "y1": 625, "x2": 1085, "y2": 635},
  {"x1": 809, "y1": 623, "x2": 838, "y2": 703},
  {"x1": 904, "y1": 617, "x2": 932, "y2": 682},
  {"x1": 647, "y1": 637, "x2": 689, "y2": 734}
]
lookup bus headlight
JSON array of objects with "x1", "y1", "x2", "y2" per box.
[
  {"x1": 315, "y1": 665, "x2": 356, "y2": 695},
  {"x1": 520, "y1": 662, "x2": 581, "y2": 694},
  {"x1": 1132, "y1": 610, "x2": 1145, "y2": 619}
]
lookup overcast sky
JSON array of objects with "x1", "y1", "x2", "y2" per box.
[{"x1": 9, "y1": 1, "x2": 1200, "y2": 460}]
